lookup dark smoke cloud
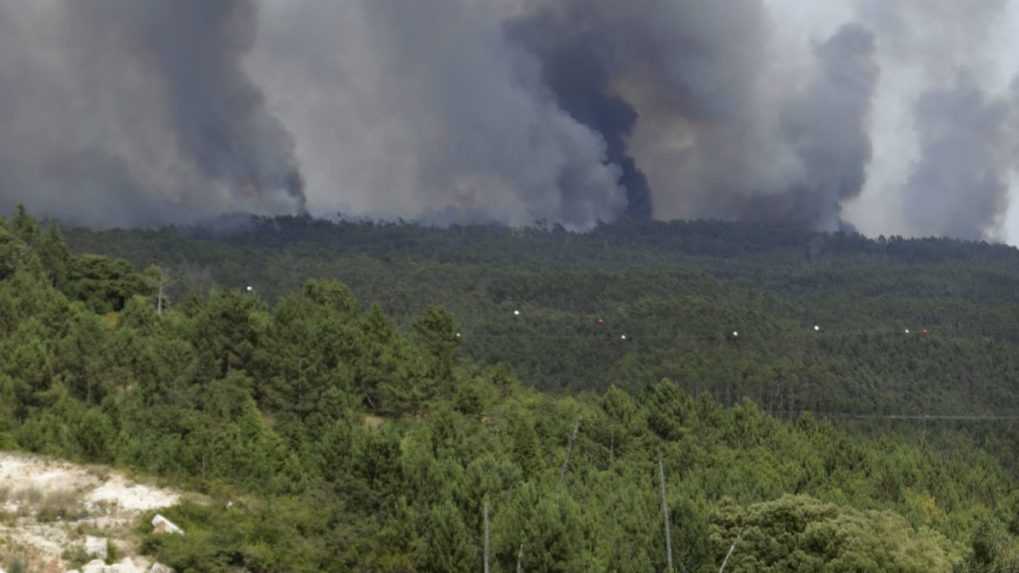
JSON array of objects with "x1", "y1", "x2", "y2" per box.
[
  {"x1": 506, "y1": 1, "x2": 878, "y2": 231},
  {"x1": 0, "y1": 1, "x2": 170, "y2": 227},
  {"x1": 506, "y1": 0, "x2": 771, "y2": 223},
  {"x1": 113, "y1": 1, "x2": 306, "y2": 213},
  {"x1": 903, "y1": 74, "x2": 1017, "y2": 241},
  {"x1": 0, "y1": 0, "x2": 304, "y2": 226},
  {"x1": 505, "y1": 3, "x2": 657, "y2": 220},
  {"x1": 1, "y1": 0, "x2": 1017, "y2": 240},
  {"x1": 250, "y1": 0, "x2": 626, "y2": 230},
  {"x1": 766, "y1": 24, "x2": 879, "y2": 230}
]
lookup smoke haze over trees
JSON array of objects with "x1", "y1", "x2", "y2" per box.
[{"x1": 3, "y1": 0, "x2": 1019, "y2": 240}]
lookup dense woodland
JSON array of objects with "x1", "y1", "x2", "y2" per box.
[
  {"x1": 67, "y1": 215, "x2": 1019, "y2": 418},
  {"x1": 2, "y1": 208, "x2": 1019, "y2": 571}
]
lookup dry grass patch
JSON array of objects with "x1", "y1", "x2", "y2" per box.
[
  {"x1": 86, "y1": 465, "x2": 113, "y2": 483},
  {"x1": 0, "y1": 539, "x2": 31, "y2": 573},
  {"x1": 13, "y1": 487, "x2": 43, "y2": 506},
  {"x1": 36, "y1": 489, "x2": 87, "y2": 523},
  {"x1": 362, "y1": 414, "x2": 385, "y2": 429},
  {"x1": 61, "y1": 543, "x2": 91, "y2": 570}
]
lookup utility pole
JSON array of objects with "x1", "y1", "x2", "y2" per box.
[
  {"x1": 659, "y1": 454, "x2": 674, "y2": 573},
  {"x1": 157, "y1": 277, "x2": 165, "y2": 315},
  {"x1": 560, "y1": 420, "x2": 581, "y2": 482},
  {"x1": 155, "y1": 267, "x2": 173, "y2": 316},
  {"x1": 719, "y1": 530, "x2": 744, "y2": 573},
  {"x1": 483, "y1": 499, "x2": 491, "y2": 573}
]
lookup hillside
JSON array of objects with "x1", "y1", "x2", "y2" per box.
[
  {"x1": 0, "y1": 208, "x2": 1012, "y2": 570},
  {"x1": 65, "y1": 216, "x2": 1019, "y2": 419}
]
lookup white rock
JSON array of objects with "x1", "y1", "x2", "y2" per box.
[
  {"x1": 109, "y1": 558, "x2": 148, "y2": 573},
  {"x1": 151, "y1": 514, "x2": 183, "y2": 535},
  {"x1": 85, "y1": 535, "x2": 109, "y2": 560},
  {"x1": 148, "y1": 564, "x2": 174, "y2": 573},
  {"x1": 82, "y1": 559, "x2": 108, "y2": 573},
  {"x1": 78, "y1": 558, "x2": 149, "y2": 573},
  {"x1": 87, "y1": 477, "x2": 179, "y2": 512}
]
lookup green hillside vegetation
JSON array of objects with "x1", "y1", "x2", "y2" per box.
[
  {"x1": 66, "y1": 216, "x2": 1019, "y2": 420},
  {"x1": 0, "y1": 207, "x2": 1012, "y2": 570}
]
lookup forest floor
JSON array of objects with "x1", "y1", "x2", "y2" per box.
[{"x1": 0, "y1": 451, "x2": 182, "y2": 573}]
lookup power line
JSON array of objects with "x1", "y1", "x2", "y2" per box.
[{"x1": 773, "y1": 411, "x2": 1019, "y2": 422}]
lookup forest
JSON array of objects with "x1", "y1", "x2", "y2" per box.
[
  {"x1": 1, "y1": 208, "x2": 1018, "y2": 571},
  {"x1": 67, "y1": 215, "x2": 1019, "y2": 418}
]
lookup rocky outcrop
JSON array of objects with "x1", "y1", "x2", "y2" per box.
[
  {"x1": 150, "y1": 515, "x2": 183, "y2": 536},
  {"x1": 84, "y1": 536, "x2": 108, "y2": 561},
  {"x1": 66, "y1": 557, "x2": 174, "y2": 573},
  {"x1": 0, "y1": 451, "x2": 182, "y2": 573}
]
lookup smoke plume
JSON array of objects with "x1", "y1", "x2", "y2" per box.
[
  {"x1": 0, "y1": 0, "x2": 304, "y2": 226},
  {"x1": 856, "y1": 0, "x2": 1019, "y2": 240},
  {"x1": 249, "y1": 0, "x2": 626, "y2": 230},
  {"x1": 903, "y1": 75, "x2": 1018, "y2": 240},
  {"x1": 488, "y1": 0, "x2": 876, "y2": 230},
  {"x1": 769, "y1": 23, "x2": 879, "y2": 230},
  {"x1": 1, "y1": 0, "x2": 1018, "y2": 239},
  {"x1": 113, "y1": 1, "x2": 306, "y2": 214}
]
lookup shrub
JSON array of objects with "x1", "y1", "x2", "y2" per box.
[
  {"x1": 36, "y1": 489, "x2": 86, "y2": 523},
  {"x1": 61, "y1": 544, "x2": 91, "y2": 569},
  {"x1": 7, "y1": 557, "x2": 26, "y2": 573}
]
